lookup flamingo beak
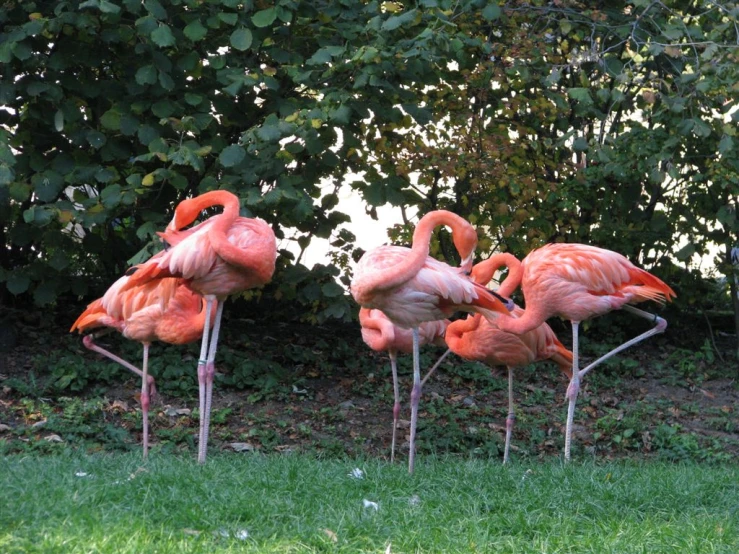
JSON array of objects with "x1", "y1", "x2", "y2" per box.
[
  {"x1": 491, "y1": 290, "x2": 515, "y2": 312},
  {"x1": 460, "y1": 252, "x2": 474, "y2": 275}
]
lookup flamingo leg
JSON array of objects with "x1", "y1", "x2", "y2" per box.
[
  {"x1": 196, "y1": 296, "x2": 215, "y2": 464},
  {"x1": 140, "y1": 343, "x2": 150, "y2": 459},
  {"x1": 564, "y1": 321, "x2": 581, "y2": 462},
  {"x1": 504, "y1": 366, "x2": 515, "y2": 464},
  {"x1": 564, "y1": 307, "x2": 668, "y2": 461},
  {"x1": 408, "y1": 327, "x2": 421, "y2": 475},
  {"x1": 199, "y1": 299, "x2": 225, "y2": 465},
  {"x1": 420, "y1": 348, "x2": 452, "y2": 387},
  {"x1": 389, "y1": 350, "x2": 400, "y2": 464},
  {"x1": 82, "y1": 335, "x2": 157, "y2": 400},
  {"x1": 579, "y1": 306, "x2": 668, "y2": 378}
]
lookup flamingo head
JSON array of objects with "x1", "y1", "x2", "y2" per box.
[
  {"x1": 453, "y1": 225, "x2": 478, "y2": 274},
  {"x1": 166, "y1": 198, "x2": 199, "y2": 232}
]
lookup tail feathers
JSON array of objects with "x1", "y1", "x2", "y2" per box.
[
  {"x1": 70, "y1": 300, "x2": 118, "y2": 333},
  {"x1": 550, "y1": 341, "x2": 574, "y2": 379},
  {"x1": 632, "y1": 268, "x2": 677, "y2": 304}
]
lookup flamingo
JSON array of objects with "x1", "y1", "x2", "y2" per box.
[
  {"x1": 350, "y1": 209, "x2": 513, "y2": 473},
  {"x1": 492, "y1": 243, "x2": 676, "y2": 460},
  {"x1": 71, "y1": 276, "x2": 214, "y2": 457},
  {"x1": 444, "y1": 254, "x2": 573, "y2": 463},
  {"x1": 359, "y1": 308, "x2": 450, "y2": 463},
  {"x1": 121, "y1": 190, "x2": 277, "y2": 463}
]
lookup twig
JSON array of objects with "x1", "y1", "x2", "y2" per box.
[{"x1": 702, "y1": 310, "x2": 726, "y2": 363}]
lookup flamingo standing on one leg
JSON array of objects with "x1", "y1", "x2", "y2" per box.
[
  {"x1": 444, "y1": 253, "x2": 573, "y2": 463},
  {"x1": 359, "y1": 308, "x2": 450, "y2": 463},
  {"x1": 121, "y1": 190, "x2": 277, "y2": 463},
  {"x1": 70, "y1": 276, "x2": 215, "y2": 457},
  {"x1": 350, "y1": 209, "x2": 513, "y2": 474},
  {"x1": 492, "y1": 243, "x2": 676, "y2": 461}
]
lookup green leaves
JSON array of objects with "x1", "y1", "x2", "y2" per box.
[
  {"x1": 252, "y1": 8, "x2": 277, "y2": 28},
  {"x1": 184, "y1": 20, "x2": 207, "y2": 42},
  {"x1": 230, "y1": 28, "x2": 253, "y2": 51},
  {"x1": 136, "y1": 65, "x2": 158, "y2": 85},
  {"x1": 219, "y1": 145, "x2": 246, "y2": 167},
  {"x1": 151, "y1": 24, "x2": 175, "y2": 48}
]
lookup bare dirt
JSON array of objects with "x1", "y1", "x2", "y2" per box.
[{"x1": 1, "y1": 306, "x2": 738, "y2": 462}]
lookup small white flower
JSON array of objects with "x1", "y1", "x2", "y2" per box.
[
  {"x1": 362, "y1": 499, "x2": 379, "y2": 511},
  {"x1": 348, "y1": 467, "x2": 364, "y2": 479},
  {"x1": 234, "y1": 529, "x2": 249, "y2": 540},
  {"x1": 408, "y1": 494, "x2": 421, "y2": 506}
]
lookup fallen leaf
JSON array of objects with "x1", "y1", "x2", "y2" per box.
[
  {"x1": 362, "y1": 499, "x2": 379, "y2": 511},
  {"x1": 44, "y1": 434, "x2": 63, "y2": 442},
  {"x1": 164, "y1": 407, "x2": 191, "y2": 417},
  {"x1": 128, "y1": 467, "x2": 148, "y2": 481},
  {"x1": 322, "y1": 528, "x2": 338, "y2": 542},
  {"x1": 230, "y1": 442, "x2": 256, "y2": 452},
  {"x1": 699, "y1": 388, "x2": 715, "y2": 399}
]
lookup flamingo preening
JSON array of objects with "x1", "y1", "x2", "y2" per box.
[
  {"x1": 71, "y1": 276, "x2": 214, "y2": 457},
  {"x1": 122, "y1": 190, "x2": 277, "y2": 463},
  {"x1": 350, "y1": 210, "x2": 513, "y2": 473},
  {"x1": 445, "y1": 254, "x2": 573, "y2": 463},
  {"x1": 491, "y1": 244, "x2": 676, "y2": 460},
  {"x1": 359, "y1": 308, "x2": 450, "y2": 463}
]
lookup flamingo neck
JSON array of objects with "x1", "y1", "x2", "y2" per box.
[
  {"x1": 373, "y1": 210, "x2": 476, "y2": 293},
  {"x1": 472, "y1": 253, "x2": 522, "y2": 298},
  {"x1": 172, "y1": 190, "x2": 240, "y2": 231},
  {"x1": 445, "y1": 314, "x2": 482, "y2": 352},
  {"x1": 359, "y1": 309, "x2": 396, "y2": 351}
]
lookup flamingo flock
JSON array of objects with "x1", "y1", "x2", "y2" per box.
[{"x1": 72, "y1": 194, "x2": 675, "y2": 468}]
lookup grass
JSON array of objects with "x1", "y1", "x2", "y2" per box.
[{"x1": 1, "y1": 451, "x2": 737, "y2": 553}]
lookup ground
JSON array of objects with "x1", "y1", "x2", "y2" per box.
[{"x1": 1, "y1": 305, "x2": 738, "y2": 463}]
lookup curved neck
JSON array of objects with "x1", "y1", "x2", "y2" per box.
[
  {"x1": 171, "y1": 190, "x2": 240, "y2": 231},
  {"x1": 471, "y1": 253, "x2": 522, "y2": 298},
  {"x1": 359, "y1": 308, "x2": 396, "y2": 351},
  {"x1": 444, "y1": 314, "x2": 482, "y2": 350},
  {"x1": 372, "y1": 210, "x2": 477, "y2": 293}
]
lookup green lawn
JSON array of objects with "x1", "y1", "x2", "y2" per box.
[{"x1": 1, "y1": 451, "x2": 737, "y2": 553}]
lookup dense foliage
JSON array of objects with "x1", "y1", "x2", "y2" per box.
[{"x1": 1, "y1": 0, "x2": 737, "y2": 327}]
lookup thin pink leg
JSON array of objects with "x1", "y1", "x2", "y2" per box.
[
  {"x1": 579, "y1": 306, "x2": 668, "y2": 377},
  {"x1": 199, "y1": 299, "x2": 224, "y2": 465},
  {"x1": 503, "y1": 366, "x2": 515, "y2": 464},
  {"x1": 196, "y1": 297, "x2": 215, "y2": 464},
  {"x1": 82, "y1": 335, "x2": 157, "y2": 400},
  {"x1": 564, "y1": 306, "x2": 668, "y2": 461},
  {"x1": 420, "y1": 348, "x2": 451, "y2": 387},
  {"x1": 140, "y1": 343, "x2": 150, "y2": 459},
  {"x1": 389, "y1": 350, "x2": 400, "y2": 464},
  {"x1": 564, "y1": 321, "x2": 581, "y2": 462},
  {"x1": 408, "y1": 327, "x2": 421, "y2": 475}
]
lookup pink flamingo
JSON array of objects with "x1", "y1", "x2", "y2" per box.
[
  {"x1": 350, "y1": 209, "x2": 513, "y2": 473},
  {"x1": 444, "y1": 254, "x2": 573, "y2": 463},
  {"x1": 122, "y1": 190, "x2": 277, "y2": 463},
  {"x1": 359, "y1": 308, "x2": 450, "y2": 463},
  {"x1": 492, "y1": 244, "x2": 676, "y2": 460},
  {"x1": 71, "y1": 276, "x2": 214, "y2": 457}
]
